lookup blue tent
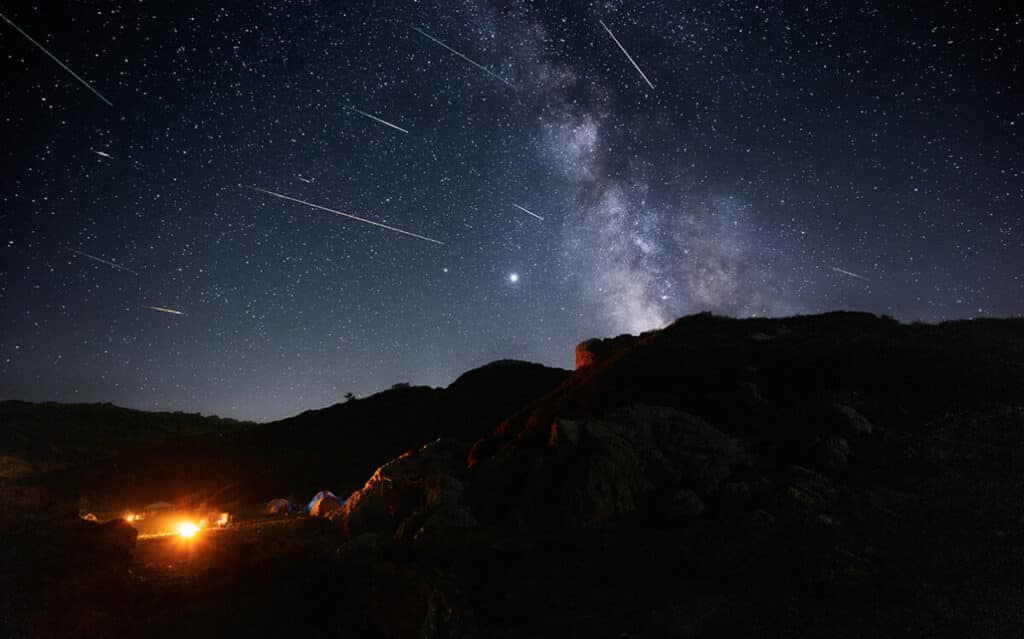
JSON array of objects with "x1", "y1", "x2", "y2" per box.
[
  {"x1": 264, "y1": 498, "x2": 293, "y2": 516},
  {"x1": 307, "y1": 490, "x2": 336, "y2": 512},
  {"x1": 307, "y1": 490, "x2": 347, "y2": 516}
]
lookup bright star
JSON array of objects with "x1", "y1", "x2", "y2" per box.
[{"x1": 509, "y1": 273, "x2": 519, "y2": 283}]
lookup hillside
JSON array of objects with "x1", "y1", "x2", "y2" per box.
[
  {"x1": 4, "y1": 312, "x2": 1024, "y2": 638},
  {"x1": 9, "y1": 359, "x2": 569, "y2": 516},
  {"x1": 326, "y1": 311, "x2": 1024, "y2": 637},
  {"x1": 0, "y1": 401, "x2": 251, "y2": 479}
]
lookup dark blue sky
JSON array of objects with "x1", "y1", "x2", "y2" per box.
[{"x1": 1, "y1": 1, "x2": 1021, "y2": 420}]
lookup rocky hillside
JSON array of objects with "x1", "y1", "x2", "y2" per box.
[
  {"x1": 323, "y1": 311, "x2": 1024, "y2": 637},
  {"x1": 6, "y1": 312, "x2": 1024, "y2": 638}
]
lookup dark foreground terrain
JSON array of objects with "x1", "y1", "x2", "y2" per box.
[{"x1": 3, "y1": 311, "x2": 1024, "y2": 638}]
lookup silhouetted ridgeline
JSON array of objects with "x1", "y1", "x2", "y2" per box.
[{"x1": 0, "y1": 400, "x2": 251, "y2": 478}]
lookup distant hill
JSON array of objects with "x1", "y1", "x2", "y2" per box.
[{"x1": 0, "y1": 401, "x2": 251, "y2": 479}]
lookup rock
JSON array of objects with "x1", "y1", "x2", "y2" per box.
[
  {"x1": 574, "y1": 334, "x2": 634, "y2": 369},
  {"x1": 547, "y1": 418, "x2": 654, "y2": 527},
  {"x1": 337, "y1": 532, "x2": 381, "y2": 557},
  {"x1": 814, "y1": 513, "x2": 838, "y2": 528},
  {"x1": 331, "y1": 438, "x2": 472, "y2": 541},
  {"x1": 670, "y1": 489, "x2": 705, "y2": 519},
  {"x1": 785, "y1": 467, "x2": 838, "y2": 514},
  {"x1": 471, "y1": 404, "x2": 749, "y2": 529},
  {"x1": 610, "y1": 404, "x2": 747, "y2": 494},
  {"x1": 501, "y1": 405, "x2": 749, "y2": 528},
  {"x1": 820, "y1": 435, "x2": 851, "y2": 472},
  {"x1": 830, "y1": 404, "x2": 875, "y2": 435},
  {"x1": 651, "y1": 592, "x2": 728, "y2": 637},
  {"x1": 413, "y1": 504, "x2": 478, "y2": 544},
  {"x1": 719, "y1": 478, "x2": 771, "y2": 510},
  {"x1": 575, "y1": 339, "x2": 603, "y2": 368},
  {"x1": 815, "y1": 548, "x2": 877, "y2": 589},
  {"x1": 548, "y1": 418, "x2": 581, "y2": 449},
  {"x1": 735, "y1": 381, "x2": 767, "y2": 408},
  {"x1": 419, "y1": 583, "x2": 475, "y2": 639},
  {"x1": 397, "y1": 474, "x2": 479, "y2": 544}
]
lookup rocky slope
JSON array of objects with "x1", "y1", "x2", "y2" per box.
[
  {"x1": 326, "y1": 311, "x2": 1024, "y2": 637},
  {"x1": 6, "y1": 312, "x2": 1024, "y2": 638}
]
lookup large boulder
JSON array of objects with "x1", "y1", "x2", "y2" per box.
[
  {"x1": 829, "y1": 404, "x2": 875, "y2": 436},
  {"x1": 574, "y1": 334, "x2": 636, "y2": 369},
  {"x1": 329, "y1": 438, "x2": 474, "y2": 542},
  {"x1": 474, "y1": 404, "x2": 749, "y2": 529},
  {"x1": 546, "y1": 418, "x2": 654, "y2": 526}
]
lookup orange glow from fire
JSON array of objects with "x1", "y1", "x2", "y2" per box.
[{"x1": 177, "y1": 522, "x2": 200, "y2": 538}]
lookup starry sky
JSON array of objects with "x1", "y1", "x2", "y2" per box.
[{"x1": 1, "y1": 2, "x2": 1021, "y2": 421}]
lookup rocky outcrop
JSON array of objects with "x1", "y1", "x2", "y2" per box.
[
  {"x1": 329, "y1": 438, "x2": 476, "y2": 543},
  {"x1": 830, "y1": 403, "x2": 875, "y2": 435},
  {"x1": 470, "y1": 404, "x2": 749, "y2": 529},
  {"x1": 574, "y1": 334, "x2": 636, "y2": 369}
]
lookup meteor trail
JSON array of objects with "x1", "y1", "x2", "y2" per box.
[
  {"x1": 411, "y1": 25, "x2": 515, "y2": 89},
  {"x1": 0, "y1": 11, "x2": 114, "y2": 107},
  {"x1": 247, "y1": 186, "x2": 445, "y2": 245},
  {"x1": 829, "y1": 265, "x2": 871, "y2": 282},
  {"x1": 65, "y1": 246, "x2": 138, "y2": 276},
  {"x1": 347, "y1": 107, "x2": 409, "y2": 134},
  {"x1": 512, "y1": 203, "x2": 544, "y2": 221},
  {"x1": 142, "y1": 305, "x2": 185, "y2": 316},
  {"x1": 598, "y1": 20, "x2": 655, "y2": 91},
  {"x1": 93, "y1": 149, "x2": 113, "y2": 159}
]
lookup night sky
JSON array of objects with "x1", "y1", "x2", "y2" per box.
[{"x1": 1, "y1": 2, "x2": 1021, "y2": 421}]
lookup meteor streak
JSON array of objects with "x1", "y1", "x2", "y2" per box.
[
  {"x1": 142, "y1": 305, "x2": 185, "y2": 316},
  {"x1": 347, "y1": 107, "x2": 409, "y2": 134},
  {"x1": 512, "y1": 203, "x2": 544, "y2": 221},
  {"x1": 65, "y1": 246, "x2": 138, "y2": 276},
  {"x1": 599, "y1": 20, "x2": 655, "y2": 91},
  {"x1": 411, "y1": 25, "x2": 515, "y2": 89},
  {"x1": 0, "y1": 11, "x2": 114, "y2": 107},
  {"x1": 247, "y1": 186, "x2": 445, "y2": 245},
  {"x1": 829, "y1": 265, "x2": 871, "y2": 282},
  {"x1": 93, "y1": 149, "x2": 113, "y2": 159}
]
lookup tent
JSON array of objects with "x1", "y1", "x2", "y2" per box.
[
  {"x1": 264, "y1": 498, "x2": 293, "y2": 516},
  {"x1": 308, "y1": 490, "x2": 344, "y2": 517},
  {"x1": 143, "y1": 501, "x2": 174, "y2": 512}
]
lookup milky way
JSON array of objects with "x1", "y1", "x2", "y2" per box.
[{"x1": 0, "y1": 2, "x2": 1020, "y2": 420}]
